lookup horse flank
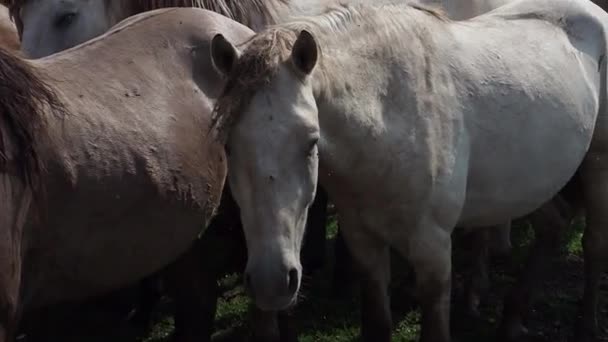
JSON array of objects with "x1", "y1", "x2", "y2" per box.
[
  {"x1": 212, "y1": 3, "x2": 448, "y2": 138},
  {"x1": 0, "y1": 46, "x2": 65, "y2": 200}
]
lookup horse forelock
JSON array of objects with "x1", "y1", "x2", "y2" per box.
[
  {"x1": 0, "y1": 46, "x2": 65, "y2": 205},
  {"x1": 212, "y1": 28, "x2": 296, "y2": 141}
]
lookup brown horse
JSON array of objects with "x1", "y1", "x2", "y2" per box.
[{"x1": 0, "y1": 7, "x2": 253, "y2": 342}]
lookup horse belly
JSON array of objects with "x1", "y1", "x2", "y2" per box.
[
  {"x1": 458, "y1": 85, "x2": 597, "y2": 227},
  {"x1": 25, "y1": 192, "x2": 207, "y2": 308}
]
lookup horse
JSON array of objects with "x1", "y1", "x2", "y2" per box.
[
  {"x1": 0, "y1": 5, "x2": 18, "y2": 52},
  {"x1": 5, "y1": 0, "x2": 575, "y2": 338},
  {"x1": 209, "y1": 0, "x2": 608, "y2": 341},
  {"x1": 0, "y1": 7, "x2": 255, "y2": 342}
]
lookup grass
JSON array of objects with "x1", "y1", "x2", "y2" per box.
[{"x1": 26, "y1": 213, "x2": 606, "y2": 342}]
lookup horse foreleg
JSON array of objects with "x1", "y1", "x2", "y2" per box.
[
  {"x1": 165, "y1": 241, "x2": 218, "y2": 342},
  {"x1": 340, "y1": 212, "x2": 391, "y2": 342},
  {"x1": 301, "y1": 185, "x2": 328, "y2": 274},
  {"x1": 404, "y1": 226, "x2": 452, "y2": 342},
  {"x1": 498, "y1": 196, "x2": 572, "y2": 342},
  {"x1": 331, "y1": 226, "x2": 357, "y2": 298}
]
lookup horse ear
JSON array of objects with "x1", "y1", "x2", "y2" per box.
[
  {"x1": 291, "y1": 30, "x2": 318, "y2": 75},
  {"x1": 211, "y1": 34, "x2": 238, "y2": 76}
]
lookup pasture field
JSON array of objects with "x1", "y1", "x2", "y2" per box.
[{"x1": 31, "y1": 216, "x2": 607, "y2": 342}]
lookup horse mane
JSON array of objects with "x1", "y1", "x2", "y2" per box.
[
  {"x1": 134, "y1": 0, "x2": 290, "y2": 27},
  {"x1": 212, "y1": 2, "x2": 448, "y2": 138},
  {"x1": 0, "y1": 45, "x2": 65, "y2": 202}
]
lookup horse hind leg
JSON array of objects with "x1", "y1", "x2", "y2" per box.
[
  {"x1": 577, "y1": 151, "x2": 608, "y2": 342},
  {"x1": 489, "y1": 222, "x2": 512, "y2": 257},
  {"x1": 461, "y1": 228, "x2": 490, "y2": 320},
  {"x1": 498, "y1": 195, "x2": 573, "y2": 342}
]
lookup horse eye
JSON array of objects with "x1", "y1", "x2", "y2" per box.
[{"x1": 55, "y1": 12, "x2": 76, "y2": 29}]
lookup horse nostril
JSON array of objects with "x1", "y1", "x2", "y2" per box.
[
  {"x1": 287, "y1": 268, "x2": 299, "y2": 294},
  {"x1": 244, "y1": 272, "x2": 254, "y2": 295}
]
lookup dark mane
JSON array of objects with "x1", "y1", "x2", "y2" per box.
[{"x1": 0, "y1": 46, "x2": 65, "y2": 201}]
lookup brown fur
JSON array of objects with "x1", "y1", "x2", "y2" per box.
[{"x1": 0, "y1": 46, "x2": 64, "y2": 202}]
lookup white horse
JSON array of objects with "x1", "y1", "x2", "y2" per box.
[{"x1": 209, "y1": 0, "x2": 608, "y2": 341}]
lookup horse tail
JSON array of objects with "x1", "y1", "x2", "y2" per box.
[{"x1": 0, "y1": 45, "x2": 64, "y2": 202}]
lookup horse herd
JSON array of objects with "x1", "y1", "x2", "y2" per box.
[{"x1": 0, "y1": 0, "x2": 607, "y2": 341}]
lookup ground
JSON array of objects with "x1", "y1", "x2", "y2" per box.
[{"x1": 26, "y1": 215, "x2": 607, "y2": 342}]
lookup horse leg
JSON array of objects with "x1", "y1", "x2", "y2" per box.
[
  {"x1": 249, "y1": 306, "x2": 281, "y2": 342},
  {"x1": 0, "y1": 247, "x2": 20, "y2": 342},
  {"x1": 277, "y1": 309, "x2": 298, "y2": 342},
  {"x1": 463, "y1": 228, "x2": 490, "y2": 319},
  {"x1": 462, "y1": 223, "x2": 510, "y2": 319},
  {"x1": 488, "y1": 222, "x2": 512, "y2": 257},
  {"x1": 403, "y1": 226, "x2": 452, "y2": 342},
  {"x1": 126, "y1": 274, "x2": 163, "y2": 332},
  {"x1": 331, "y1": 226, "x2": 357, "y2": 298},
  {"x1": 498, "y1": 196, "x2": 572, "y2": 342},
  {"x1": 339, "y1": 213, "x2": 391, "y2": 342},
  {"x1": 301, "y1": 185, "x2": 328, "y2": 274},
  {"x1": 577, "y1": 155, "x2": 608, "y2": 342},
  {"x1": 165, "y1": 240, "x2": 217, "y2": 342}
]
